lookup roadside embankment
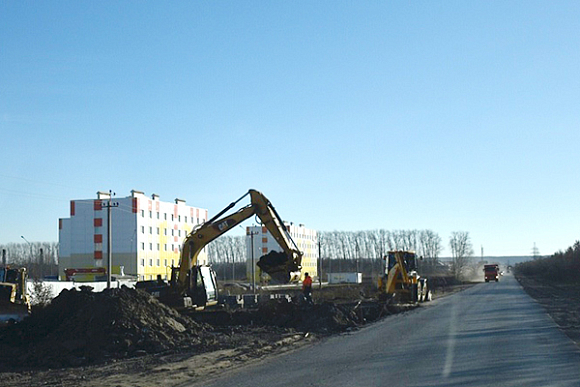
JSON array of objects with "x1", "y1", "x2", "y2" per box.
[{"x1": 515, "y1": 272, "x2": 580, "y2": 347}]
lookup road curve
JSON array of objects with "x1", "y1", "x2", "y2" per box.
[{"x1": 185, "y1": 273, "x2": 580, "y2": 387}]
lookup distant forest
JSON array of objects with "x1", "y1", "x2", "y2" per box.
[{"x1": 516, "y1": 241, "x2": 580, "y2": 282}]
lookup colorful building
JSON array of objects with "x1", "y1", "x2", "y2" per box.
[
  {"x1": 58, "y1": 190, "x2": 208, "y2": 281},
  {"x1": 246, "y1": 222, "x2": 318, "y2": 283}
]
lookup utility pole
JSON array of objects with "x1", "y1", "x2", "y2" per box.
[
  {"x1": 318, "y1": 235, "x2": 322, "y2": 289},
  {"x1": 247, "y1": 226, "x2": 259, "y2": 294},
  {"x1": 21, "y1": 236, "x2": 33, "y2": 277},
  {"x1": 532, "y1": 242, "x2": 540, "y2": 260},
  {"x1": 102, "y1": 190, "x2": 118, "y2": 289}
]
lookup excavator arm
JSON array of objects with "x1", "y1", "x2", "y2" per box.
[{"x1": 176, "y1": 189, "x2": 302, "y2": 295}]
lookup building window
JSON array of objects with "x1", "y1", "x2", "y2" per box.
[
  {"x1": 141, "y1": 259, "x2": 145, "y2": 266},
  {"x1": 164, "y1": 259, "x2": 168, "y2": 267},
  {"x1": 157, "y1": 212, "x2": 159, "y2": 219},
  {"x1": 178, "y1": 230, "x2": 181, "y2": 237},
  {"x1": 141, "y1": 210, "x2": 145, "y2": 217},
  {"x1": 141, "y1": 226, "x2": 145, "y2": 234},
  {"x1": 141, "y1": 242, "x2": 145, "y2": 250},
  {"x1": 171, "y1": 214, "x2": 174, "y2": 221},
  {"x1": 149, "y1": 243, "x2": 153, "y2": 250},
  {"x1": 164, "y1": 229, "x2": 167, "y2": 236},
  {"x1": 157, "y1": 243, "x2": 160, "y2": 251},
  {"x1": 164, "y1": 213, "x2": 167, "y2": 220},
  {"x1": 164, "y1": 244, "x2": 167, "y2": 251},
  {"x1": 149, "y1": 259, "x2": 153, "y2": 266},
  {"x1": 178, "y1": 215, "x2": 181, "y2": 222},
  {"x1": 157, "y1": 227, "x2": 160, "y2": 235},
  {"x1": 149, "y1": 227, "x2": 153, "y2": 234},
  {"x1": 156, "y1": 259, "x2": 160, "y2": 266},
  {"x1": 185, "y1": 216, "x2": 188, "y2": 223}
]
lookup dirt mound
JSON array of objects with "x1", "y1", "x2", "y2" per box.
[
  {"x1": 198, "y1": 299, "x2": 367, "y2": 333},
  {"x1": 0, "y1": 286, "x2": 209, "y2": 369},
  {"x1": 256, "y1": 300, "x2": 360, "y2": 333}
]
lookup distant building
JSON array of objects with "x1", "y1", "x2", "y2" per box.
[
  {"x1": 246, "y1": 222, "x2": 318, "y2": 283},
  {"x1": 58, "y1": 190, "x2": 208, "y2": 281}
]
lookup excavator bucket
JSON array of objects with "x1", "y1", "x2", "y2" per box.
[{"x1": 257, "y1": 251, "x2": 299, "y2": 284}]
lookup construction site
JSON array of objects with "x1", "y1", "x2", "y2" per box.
[
  {"x1": 0, "y1": 273, "x2": 467, "y2": 387},
  {"x1": 0, "y1": 190, "x2": 470, "y2": 386}
]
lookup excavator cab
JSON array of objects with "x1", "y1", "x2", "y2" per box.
[{"x1": 139, "y1": 265, "x2": 219, "y2": 310}]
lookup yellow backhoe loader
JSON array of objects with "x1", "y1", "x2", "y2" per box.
[
  {"x1": 137, "y1": 189, "x2": 303, "y2": 310},
  {"x1": 378, "y1": 251, "x2": 431, "y2": 304},
  {"x1": 0, "y1": 266, "x2": 30, "y2": 324}
]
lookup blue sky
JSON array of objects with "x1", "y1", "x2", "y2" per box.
[{"x1": 1, "y1": 1, "x2": 579, "y2": 256}]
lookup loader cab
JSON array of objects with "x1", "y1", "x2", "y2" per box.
[{"x1": 387, "y1": 251, "x2": 417, "y2": 273}]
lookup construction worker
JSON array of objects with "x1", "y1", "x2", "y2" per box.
[{"x1": 302, "y1": 272, "x2": 313, "y2": 304}]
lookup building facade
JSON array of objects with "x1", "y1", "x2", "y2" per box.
[
  {"x1": 246, "y1": 222, "x2": 318, "y2": 283},
  {"x1": 59, "y1": 190, "x2": 208, "y2": 281}
]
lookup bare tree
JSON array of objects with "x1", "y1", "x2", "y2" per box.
[
  {"x1": 449, "y1": 231, "x2": 474, "y2": 279},
  {"x1": 419, "y1": 229, "x2": 443, "y2": 272}
]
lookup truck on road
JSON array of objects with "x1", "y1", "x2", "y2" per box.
[{"x1": 484, "y1": 264, "x2": 500, "y2": 282}]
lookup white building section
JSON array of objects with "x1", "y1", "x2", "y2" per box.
[
  {"x1": 246, "y1": 222, "x2": 318, "y2": 283},
  {"x1": 59, "y1": 190, "x2": 208, "y2": 281}
]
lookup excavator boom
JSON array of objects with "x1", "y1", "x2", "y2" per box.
[{"x1": 177, "y1": 189, "x2": 302, "y2": 293}]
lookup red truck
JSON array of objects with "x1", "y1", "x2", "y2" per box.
[{"x1": 484, "y1": 264, "x2": 500, "y2": 282}]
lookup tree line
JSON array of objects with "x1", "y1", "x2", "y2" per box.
[
  {"x1": 208, "y1": 229, "x2": 474, "y2": 281},
  {"x1": 0, "y1": 242, "x2": 59, "y2": 279},
  {"x1": 516, "y1": 240, "x2": 580, "y2": 282},
  {"x1": 0, "y1": 229, "x2": 475, "y2": 281}
]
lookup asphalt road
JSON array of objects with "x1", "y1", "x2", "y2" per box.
[{"x1": 187, "y1": 273, "x2": 580, "y2": 387}]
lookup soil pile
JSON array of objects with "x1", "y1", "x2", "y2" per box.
[
  {"x1": 256, "y1": 300, "x2": 360, "y2": 332},
  {"x1": 0, "y1": 286, "x2": 209, "y2": 369},
  {"x1": 199, "y1": 299, "x2": 382, "y2": 333}
]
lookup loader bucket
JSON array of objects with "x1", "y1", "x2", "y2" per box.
[{"x1": 0, "y1": 301, "x2": 29, "y2": 324}]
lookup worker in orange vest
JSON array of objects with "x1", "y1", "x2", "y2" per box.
[{"x1": 302, "y1": 272, "x2": 313, "y2": 304}]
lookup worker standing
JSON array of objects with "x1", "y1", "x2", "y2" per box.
[{"x1": 302, "y1": 272, "x2": 313, "y2": 304}]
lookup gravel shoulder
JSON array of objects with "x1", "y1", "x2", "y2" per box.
[{"x1": 515, "y1": 273, "x2": 580, "y2": 346}]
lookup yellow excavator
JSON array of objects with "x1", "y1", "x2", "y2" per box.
[
  {"x1": 0, "y1": 266, "x2": 30, "y2": 324},
  {"x1": 378, "y1": 251, "x2": 431, "y2": 304},
  {"x1": 137, "y1": 189, "x2": 303, "y2": 310}
]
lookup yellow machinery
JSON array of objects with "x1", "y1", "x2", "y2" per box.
[
  {"x1": 0, "y1": 266, "x2": 30, "y2": 324},
  {"x1": 137, "y1": 189, "x2": 303, "y2": 309},
  {"x1": 378, "y1": 251, "x2": 431, "y2": 304}
]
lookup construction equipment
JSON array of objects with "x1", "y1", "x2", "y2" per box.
[
  {"x1": 0, "y1": 266, "x2": 30, "y2": 324},
  {"x1": 137, "y1": 189, "x2": 303, "y2": 310},
  {"x1": 378, "y1": 251, "x2": 431, "y2": 304}
]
